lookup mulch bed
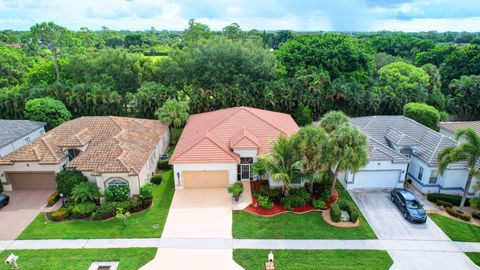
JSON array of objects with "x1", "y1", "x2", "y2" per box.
[{"x1": 244, "y1": 181, "x2": 339, "y2": 217}]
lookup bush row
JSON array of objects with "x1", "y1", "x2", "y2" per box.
[
  {"x1": 435, "y1": 200, "x2": 453, "y2": 208},
  {"x1": 257, "y1": 194, "x2": 274, "y2": 210},
  {"x1": 280, "y1": 188, "x2": 312, "y2": 210},
  {"x1": 427, "y1": 193, "x2": 470, "y2": 207},
  {"x1": 445, "y1": 207, "x2": 471, "y2": 222},
  {"x1": 330, "y1": 203, "x2": 342, "y2": 222},
  {"x1": 472, "y1": 212, "x2": 480, "y2": 220},
  {"x1": 330, "y1": 200, "x2": 359, "y2": 223},
  {"x1": 254, "y1": 186, "x2": 282, "y2": 202},
  {"x1": 157, "y1": 160, "x2": 171, "y2": 171},
  {"x1": 47, "y1": 192, "x2": 60, "y2": 207}
]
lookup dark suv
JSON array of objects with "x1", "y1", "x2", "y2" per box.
[
  {"x1": 0, "y1": 193, "x2": 9, "y2": 209},
  {"x1": 391, "y1": 188, "x2": 427, "y2": 223}
]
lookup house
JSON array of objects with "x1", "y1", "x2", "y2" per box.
[
  {"x1": 169, "y1": 106, "x2": 298, "y2": 189},
  {"x1": 0, "y1": 120, "x2": 46, "y2": 157},
  {"x1": 337, "y1": 116, "x2": 478, "y2": 197},
  {"x1": 439, "y1": 121, "x2": 480, "y2": 144},
  {"x1": 0, "y1": 116, "x2": 169, "y2": 195}
]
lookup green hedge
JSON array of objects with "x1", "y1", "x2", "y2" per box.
[
  {"x1": 427, "y1": 193, "x2": 470, "y2": 207},
  {"x1": 403, "y1": 102, "x2": 440, "y2": 131},
  {"x1": 70, "y1": 202, "x2": 96, "y2": 219},
  {"x1": 337, "y1": 200, "x2": 360, "y2": 223},
  {"x1": 150, "y1": 174, "x2": 163, "y2": 185},
  {"x1": 446, "y1": 207, "x2": 471, "y2": 221},
  {"x1": 435, "y1": 200, "x2": 453, "y2": 208},
  {"x1": 330, "y1": 203, "x2": 342, "y2": 222},
  {"x1": 157, "y1": 159, "x2": 171, "y2": 171},
  {"x1": 254, "y1": 186, "x2": 282, "y2": 202}
]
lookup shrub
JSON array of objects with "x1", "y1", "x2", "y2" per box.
[
  {"x1": 427, "y1": 193, "x2": 470, "y2": 207},
  {"x1": 110, "y1": 197, "x2": 145, "y2": 213},
  {"x1": 257, "y1": 195, "x2": 274, "y2": 210},
  {"x1": 254, "y1": 186, "x2": 282, "y2": 202},
  {"x1": 281, "y1": 193, "x2": 310, "y2": 210},
  {"x1": 140, "y1": 183, "x2": 155, "y2": 200},
  {"x1": 472, "y1": 212, "x2": 480, "y2": 220},
  {"x1": 446, "y1": 207, "x2": 471, "y2": 222},
  {"x1": 337, "y1": 199, "x2": 359, "y2": 223},
  {"x1": 104, "y1": 188, "x2": 114, "y2": 202},
  {"x1": 228, "y1": 182, "x2": 244, "y2": 199},
  {"x1": 55, "y1": 170, "x2": 88, "y2": 196},
  {"x1": 71, "y1": 182, "x2": 100, "y2": 203},
  {"x1": 150, "y1": 174, "x2": 163, "y2": 185},
  {"x1": 91, "y1": 203, "x2": 115, "y2": 221},
  {"x1": 435, "y1": 200, "x2": 453, "y2": 208},
  {"x1": 312, "y1": 199, "x2": 326, "y2": 209},
  {"x1": 330, "y1": 203, "x2": 342, "y2": 222},
  {"x1": 289, "y1": 188, "x2": 312, "y2": 202},
  {"x1": 157, "y1": 160, "x2": 171, "y2": 171},
  {"x1": 294, "y1": 104, "x2": 313, "y2": 126},
  {"x1": 47, "y1": 192, "x2": 60, "y2": 207},
  {"x1": 403, "y1": 102, "x2": 441, "y2": 131},
  {"x1": 170, "y1": 127, "x2": 183, "y2": 145},
  {"x1": 108, "y1": 185, "x2": 130, "y2": 202},
  {"x1": 49, "y1": 208, "x2": 70, "y2": 221},
  {"x1": 70, "y1": 202, "x2": 96, "y2": 219}
]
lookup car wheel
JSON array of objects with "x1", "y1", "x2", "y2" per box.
[{"x1": 403, "y1": 212, "x2": 407, "y2": 219}]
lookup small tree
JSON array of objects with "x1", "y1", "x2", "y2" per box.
[
  {"x1": 71, "y1": 182, "x2": 100, "y2": 203},
  {"x1": 294, "y1": 104, "x2": 313, "y2": 126},
  {"x1": 55, "y1": 170, "x2": 88, "y2": 196},
  {"x1": 403, "y1": 102, "x2": 441, "y2": 131},
  {"x1": 155, "y1": 98, "x2": 189, "y2": 143},
  {"x1": 318, "y1": 111, "x2": 349, "y2": 134},
  {"x1": 24, "y1": 97, "x2": 72, "y2": 130},
  {"x1": 438, "y1": 128, "x2": 480, "y2": 212}
]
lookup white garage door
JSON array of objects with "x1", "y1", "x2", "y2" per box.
[{"x1": 352, "y1": 170, "x2": 401, "y2": 189}]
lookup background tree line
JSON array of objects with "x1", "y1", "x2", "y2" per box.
[{"x1": 1, "y1": 20, "x2": 480, "y2": 128}]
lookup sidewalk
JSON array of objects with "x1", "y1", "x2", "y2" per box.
[{"x1": 1, "y1": 238, "x2": 479, "y2": 253}]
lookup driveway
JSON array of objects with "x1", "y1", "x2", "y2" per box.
[
  {"x1": 0, "y1": 189, "x2": 56, "y2": 240},
  {"x1": 350, "y1": 189, "x2": 478, "y2": 270}
]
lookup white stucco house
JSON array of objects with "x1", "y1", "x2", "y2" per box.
[
  {"x1": 331, "y1": 116, "x2": 478, "y2": 197},
  {"x1": 169, "y1": 106, "x2": 299, "y2": 189},
  {"x1": 0, "y1": 120, "x2": 46, "y2": 157},
  {"x1": 0, "y1": 116, "x2": 169, "y2": 195}
]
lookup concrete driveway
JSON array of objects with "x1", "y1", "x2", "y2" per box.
[
  {"x1": 0, "y1": 189, "x2": 56, "y2": 240},
  {"x1": 350, "y1": 190, "x2": 449, "y2": 241}
]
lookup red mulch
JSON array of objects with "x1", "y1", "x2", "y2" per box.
[{"x1": 245, "y1": 181, "x2": 340, "y2": 217}]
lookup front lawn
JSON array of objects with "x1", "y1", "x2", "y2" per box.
[
  {"x1": 17, "y1": 170, "x2": 174, "y2": 240},
  {"x1": 233, "y1": 184, "x2": 376, "y2": 239},
  {"x1": 233, "y1": 249, "x2": 393, "y2": 270},
  {"x1": 428, "y1": 213, "x2": 480, "y2": 242},
  {"x1": 466, "y1": 253, "x2": 480, "y2": 266},
  {"x1": 0, "y1": 248, "x2": 156, "y2": 270}
]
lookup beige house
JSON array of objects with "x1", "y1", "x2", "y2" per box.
[{"x1": 0, "y1": 116, "x2": 169, "y2": 195}]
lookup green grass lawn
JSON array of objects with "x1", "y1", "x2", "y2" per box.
[
  {"x1": 428, "y1": 213, "x2": 480, "y2": 242},
  {"x1": 0, "y1": 248, "x2": 156, "y2": 270},
  {"x1": 233, "y1": 249, "x2": 393, "y2": 270},
  {"x1": 233, "y1": 183, "x2": 376, "y2": 239},
  {"x1": 17, "y1": 170, "x2": 174, "y2": 240},
  {"x1": 466, "y1": 253, "x2": 480, "y2": 266}
]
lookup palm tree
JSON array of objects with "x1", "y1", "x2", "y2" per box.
[
  {"x1": 260, "y1": 135, "x2": 302, "y2": 195},
  {"x1": 155, "y1": 98, "x2": 189, "y2": 129},
  {"x1": 318, "y1": 111, "x2": 349, "y2": 134},
  {"x1": 438, "y1": 128, "x2": 480, "y2": 212}
]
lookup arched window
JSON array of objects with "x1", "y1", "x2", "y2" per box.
[
  {"x1": 67, "y1": 149, "x2": 81, "y2": 161},
  {"x1": 107, "y1": 179, "x2": 128, "y2": 188}
]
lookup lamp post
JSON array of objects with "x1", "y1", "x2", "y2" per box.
[{"x1": 59, "y1": 193, "x2": 65, "y2": 208}]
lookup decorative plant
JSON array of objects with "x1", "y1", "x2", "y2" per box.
[
  {"x1": 140, "y1": 183, "x2": 155, "y2": 200},
  {"x1": 228, "y1": 182, "x2": 244, "y2": 201},
  {"x1": 115, "y1": 208, "x2": 131, "y2": 226},
  {"x1": 71, "y1": 182, "x2": 100, "y2": 203}
]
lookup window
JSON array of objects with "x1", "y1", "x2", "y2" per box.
[
  {"x1": 107, "y1": 179, "x2": 128, "y2": 188},
  {"x1": 24, "y1": 137, "x2": 30, "y2": 143},
  {"x1": 418, "y1": 166, "x2": 424, "y2": 180},
  {"x1": 429, "y1": 170, "x2": 438, "y2": 184},
  {"x1": 67, "y1": 149, "x2": 81, "y2": 161}
]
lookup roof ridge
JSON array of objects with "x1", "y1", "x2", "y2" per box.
[
  {"x1": 242, "y1": 107, "x2": 285, "y2": 134},
  {"x1": 169, "y1": 130, "x2": 208, "y2": 163},
  {"x1": 428, "y1": 136, "x2": 445, "y2": 164},
  {"x1": 41, "y1": 136, "x2": 62, "y2": 162},
  {"x1": 205, "y1": 134, "x2": 240, "y2": 161}
]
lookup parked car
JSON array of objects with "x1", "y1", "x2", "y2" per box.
[
  {"x1": 391, "y1": 188, "x2": 427, "y2": 223},
  {"x1": 0, "y1": 193, "x2": 9, "y2": 209}
]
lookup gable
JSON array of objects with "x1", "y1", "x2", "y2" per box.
[{"x1": 171, "y1": 137, "x2": 239, "y2": 163}]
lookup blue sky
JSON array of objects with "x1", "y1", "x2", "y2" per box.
[{"x1": 1, "y1": 0, "x2": 480, "y2": 31}]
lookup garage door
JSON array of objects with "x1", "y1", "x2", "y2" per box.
[
  {"x1": 352, "y1": 170, "x2": 401, "y2": 189},
  {"x1": 183, "y1": 170, "x2": 228, "y2": 188},
  {"x1": 6, "y1": 172, "x2": 56, "y2": 190}
]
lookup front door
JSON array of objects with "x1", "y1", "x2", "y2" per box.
[{"x1": 238, "y1": 157, "x2": 253, "y2": 180}]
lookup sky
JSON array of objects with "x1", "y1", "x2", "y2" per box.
[{"x1": 1, "y1": 0, "x2": 480, "y2": 32}]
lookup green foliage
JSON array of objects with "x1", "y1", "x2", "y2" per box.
[
  {"x1": 330, "y1": 203, "x2": 342, "y2": 222},
  {"x1": 140, "y1": 183, "x2": 155, "y2": 200},
  {"x1": 128, "y1": 81, "x2": 175, "y2": 119},
  {"x1": 228, "y1": 182, "x2": 244, "y2": 199},
  {"x1": 281, "y1": 193, "x2": 310, "y2": 210},
  {"x1": 107, "y1": 185, "x2": 130, "y2": 202},
  {"x1": 369, "y1": 33, "x2": 435, "y2": 59},
  {"x1": 293, "y1": 104, "x2": 313, "y2": 126},
  {"x1": 415, "y1": 44, "x2": 457, "y2": 67},
  {"x1": 157, "y1": 160, "x2": 171, "y2": 171},
  {"x1": 49, "y1": 208, "x2": 71, "y2": 221},
  {"x1": 91, "y1": 203, "x2": 115, "y2": 221},
  {"x1": 319, "y1": 111, "x2": 349, "y2": 133},
  {"x1": 312, "y1": 199, "x2": 326, "y2": 209},
  {"x1": 70, "y1": 202, "x2": 96, "y2": 219},
  {"x1": 254, "y1": 186, "x2": 282, "y2": 202},
  {"x1": 257, "y1": 194, "x2": 274, "y2": 210},
  {"x1": 403, "y1": 102, "x2": 441, "y2": 131},
  {"x1": 24, "y1": 97, "x2": 72, "y2": 130},
  {"x1": 71, "y1": 182, "x2": 100, "y2": 203},
  {"x1": 427, "y1": 193, "x2": 471, "y2": 207},
  {"x1": 0, "y1": 46, "x2": 34, "y2": 88},
  {"x1": 104, "y1": 188, "x2": 114, "y2": 202},
  {"x1": 55, "y1": 170, "x2": 88, "y2": 196},
  {"x1": 155, "y1": 98, "x2": 189, "y2": 128},
  {"x1": 337, "y1": 199, "x2": 360, "y2": 223},
  {"x1": 115, "y1": 208, "x2": 131, "y2": 226},
  {"x1": 446, "y1": 207, "x2": 471, "y2": 222},
  {"x1": 440, "y1": 44, "x2": 480, "y2": 89},
  {"x1": 0, "y1": 182, "x2": 3, "y2": 193},
  {"x1": 435, "y1": 200, "x2": 453, "y2": 208},
  {"x1": 449, "y1": 75, "x2": 480, "y2": 120},
  {"x1": 373, "y1": 53, "x2": 404, "y2": 71},
  {"x1": 150, "y1": 174, "x2": 163, "y2": 185}
]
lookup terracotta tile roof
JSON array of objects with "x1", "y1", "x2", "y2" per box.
[
  {"x1": 170, "y1": 107, "x2": 298, "y2": 164},
  {"x1": 440, "y1": 121, "x2": 480, "y2": 135},
  {"x1": 0, "y1": 116, "x2": 168, "y2": 176}
]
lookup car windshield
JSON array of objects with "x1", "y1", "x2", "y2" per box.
[{"x1": 406, "y1": 200, "x2": 422, "y2": 209}]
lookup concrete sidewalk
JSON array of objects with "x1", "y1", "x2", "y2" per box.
[{"x1": 1, "y1": 238, "x2": 479, "y2": 253}]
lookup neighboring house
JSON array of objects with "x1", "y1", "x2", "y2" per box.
[
  {"x1": 0, "y1": 116, "x2": 169, "y2": 195},
  {"x1": 0, "y1": 120, "x2": 46, "y2": 157},
  {"x1": 169, "y1": 106, "x2": 299, "y2": 189},
  {"x1": 439, "y1": 121, "x2": 480, "y2": 144},
  {"x1": 335, "y1": 116, "x2": 478, "y2": 197}
]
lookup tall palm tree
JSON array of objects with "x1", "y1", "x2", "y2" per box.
[
  {"x1": 438, "y1": 128, "x2": 480, "y2": 212},
  {"x1": 260, "y1": 135, "x2": 302, "y2": 195}
]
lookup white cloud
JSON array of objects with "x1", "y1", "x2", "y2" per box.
[{"x1": 371, "y1": 17, "x2": 480, "y2": 32}]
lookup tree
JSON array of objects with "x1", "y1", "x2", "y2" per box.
[
  {"x1": 373, "y1": 53, "x2": 404, "y2": 71},
  {"x1": 222, "y1": 23, "x2": 242, "y2": 39},
  {"x1": 260, "y1": 135, "x2": 302, "y2": 195},
  {"x1": 438, "y1": 128, "x2": 480, "y2": 212},
  {"x1": 403, "y1": 102, "x2": 441, "y2": 131},
  {"x1": 293, "y1": 104, "x2": 313, "y2": 126},
  {"x1": 128, "y1": 82, "x2": 175, "y2": 119},
  {"x1": 30, "y1": 22, "x2": 73, "y2": 82},
  {"x1": 415, "y1": 44, "x2": 457, "y2": 67},
  {"x1": 55, "y1": 170, "x2": 88, "y2": 196},
  {"x1": 440, "y1": 44, "x2": 480, "y2": 90},
  {"x1": 155, "y1": 98, "x2": 189, "y2": 141},
  {"x1": 448, "y1": 75, "x2": 480, "y2": 120},
  {"x1": 0, "y1": 46, "x2": 34, "y2": 88},
  {"x1": 421, "y1": 64, "x2": 446, "y2": 111},
  {"x1": 318, "y1": 111, "x2": 349, "y2": 134},
  {"x1": 183, "y1": 19, "x2": 211, "y2": 42},
  {"x1": 24, "y1": 97, "x2": 72, "y2": 130},
  {"x1": 369, "y1": 33, "x2": 435, "y2": 60}
]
